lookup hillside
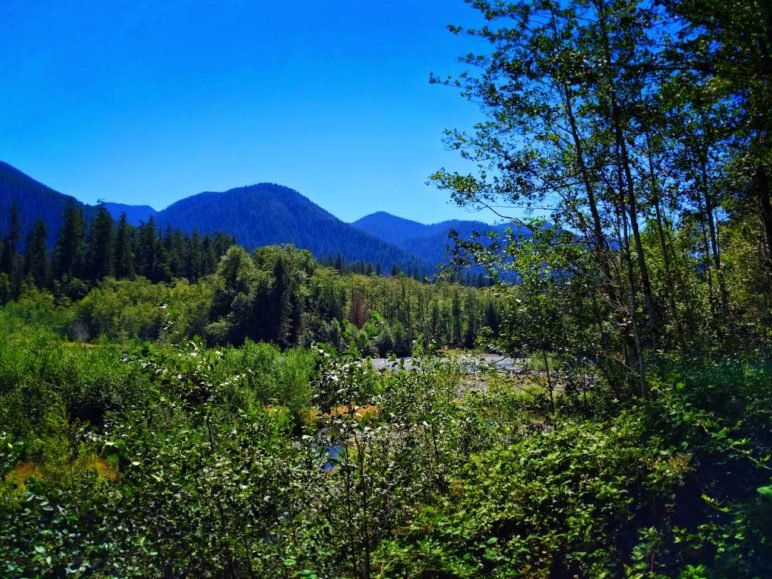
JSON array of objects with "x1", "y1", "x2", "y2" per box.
[
  {"x1": 349, "y1": 211, "x2": 429, "y2": 246},
  {"x1": 156, "y1": 184, "x2": 429, "y2": 274},
  {"x1": 103, "y1": 202, "x2": 157, "y2": 226},
  {"x1": 352, "y1": 212, "x2": 529, "y2": 269},
  {"x1": 0, "y1": 161, "x2": 92, "y2": 247},
  {"x1": 0, "y1": 160, "x2": 520, "y2": 276}
]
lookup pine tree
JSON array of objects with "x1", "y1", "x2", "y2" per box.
[
  {"x1": 1, "y1": 203, "x2": 23, "y2": 296},
  {"x1": 186, "y1": 231, "x2": 203, "y2": 281},
  {"x1": 24, "y1": 220, "x2": 48, "y2": 287},
  {"x1": 272, "y1": 256, "x2": 293, "y2": 347},
  {"x1": 54, "y1": 203, "x2": 86, "y2": 280},
  {"x1": 86, "y1": 205, "x2": 114, "y2": 280},
  {"x1": 114, "y1": 214, "x2": 135, "y2": 279},
  {"x1": 136, "y1": 218, "x2": 160, "y2": 281}
]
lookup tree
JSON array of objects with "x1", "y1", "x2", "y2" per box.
[
  {"x1": 24, "y1": 220, "x2": 49, "y2": 288},
  {"x1": 432, "y1": 0, "x2": 657, "y2": 392},
  {"x1": 207, "y1": 245, "x2": 261, "y2": 345},
  {"x1": 53, "y1": 202, "x2": 86, "y2": 280},
  {"x1": 0, "y1": 202, "x2": 21, "y2": 274},
  {"x1": 433, "y1": 0, "x2": 772, "y2": 392},
  {"x1": 85, "y1": 205, "x2": 114, "y2": 281},
  {"x1": 114, "y1": 214, "x2": 135, "y2": 280},
  {"x1": 1, "y1": 203, "x2": 24, "y2": 296},
  {"x1": 661, "y1": 0, "x2": 772, "y2": 274},
  {"x1": 135, "y1": 218, "x2": 163, "y2": 282}
]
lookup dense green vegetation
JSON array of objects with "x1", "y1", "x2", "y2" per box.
[
  {"x1": 1, "y1": 0, "x2": 771, "y2": 576},
  {"x1": 0, "y1": 233, "x2": 498, "y2": 355},
  {"x1": 0, "y1": 296, "x2": 769, "y2": 576}
]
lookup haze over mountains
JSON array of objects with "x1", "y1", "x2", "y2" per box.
[{"x1": 0, "y1": 160, "x2": 511, "y2": 275}]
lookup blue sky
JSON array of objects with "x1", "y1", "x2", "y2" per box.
[{"x1": 0, "y1": 0, "x2": 493, "y2": 224}]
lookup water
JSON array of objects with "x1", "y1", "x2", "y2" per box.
[{"x1": 368, "y1": 353, "x2": 519, "y2": 373}]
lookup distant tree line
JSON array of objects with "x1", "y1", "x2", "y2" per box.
[
  {"x1": 0, "y1": 202, "x2": 235, "y2": 301},
  {"x1": 318, "y1": 253, "x2": 495, "y2": 287}
]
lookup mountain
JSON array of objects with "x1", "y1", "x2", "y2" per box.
[
  {"x1": 103, "y1": 202, "x2": 157, "y2": 226},
  {"x1": 155, "y1": 184, "x2": 429, "y2": 274},
  {"x1": 0, "y1": 160, "x2": 524, "y2": 276},
  {"x1": 350, "y1": 212, "x2": 429, "y2": 246},
  {"x1": 351, "y1": 212, "x2": 529, "y2": 269},
  {"x1": 0, "y1": 161, "x2": 92, "y2": 247}
]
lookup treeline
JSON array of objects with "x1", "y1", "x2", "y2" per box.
[
  {"x1": 204, "y1": 245, "x2": 499, "y2": 354},
  {"x1": 317, "y1": 254, "x2": 495, "y2": 287},
  {"x1": 2, "y1": 245, "x2": 500, "y2": 356},
  {"x1": 434, "y1": 0, "x2": 772, "y2": 395},
  {"x1": 0, "y1": 203, "x2": 235, "y2": 301}
]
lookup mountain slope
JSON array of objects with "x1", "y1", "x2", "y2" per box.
[
  {"x1": 0, "y1": 161, "x2": 92, "y2": 247},
  {"x1": 156, "y1": 184, "x2": 429, "y2": 273},
  {"x1": 0, "y1": 160, "x2": 522, "y2": 276},
  {"x1": 351, "y1": 212, "x2": 430, "y2": 246},
  {"x1": 103, "y1": 202, "x2": 157, "y2": 226},
  {"x1": 351, "y1": 212, "x2": 529, "y2": 268}
]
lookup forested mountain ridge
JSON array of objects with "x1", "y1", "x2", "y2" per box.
[
  {"x1": 154, "y1": 183, "x2": 429, "y2": 274},
  {"x1": 1, "y1": 161, "x2": 517, "y2": 276},
  {"x1": 0, "y1": 164, "x2": 430, "y2": 274},
  {"x1": 352, "y1": 211, "x2": 510, "y2": 246},
  {"x1": 350, "y1": 211, "x2": 429, "y2": 245},
  {"x1": 102, "y1": 202, "x2": 157, "y2": 226},
  {"x1": 352, "y1": 211, "x2": 529, "y2": 272},
  {"x1": 0, "y1": 161, "x2": 94, "y2": 248}
]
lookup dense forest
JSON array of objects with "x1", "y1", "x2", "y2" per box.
[
  {"x1": 0, "y1": 201, "x2": 498, "y2": 353},
  {"x1": 1, "y1": 0, "x2": 771, "y2": 576}
]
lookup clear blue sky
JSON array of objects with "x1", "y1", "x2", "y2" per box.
[{"x1": 0, "y1": 0, "x2": 492, "y2": 224}]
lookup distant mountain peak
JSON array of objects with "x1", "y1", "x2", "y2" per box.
[
  {"x1": 156, "y1": 182, "x2": 428, "y2": 273},
  {"x1": 351, "y1": 210, "x2": 524, "y2": 270}
]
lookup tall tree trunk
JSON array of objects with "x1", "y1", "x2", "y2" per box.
[
  {"x1": 696, "y1": 136, "x2": 731, "y2": 315},
  {"x1": 596, "y1": 0, "x2": 659, "y2": 355},
  {"x1": 644, "y1": 128, "x2": 686, "y2": 350},
  {"x1": 615, "y1": 158, "x2": 647, "y2": 397},
  {"x1": 755, "y1": 165, "x2": 772, "y2": 274}
]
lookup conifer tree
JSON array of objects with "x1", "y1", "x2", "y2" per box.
[
  {"x1": 53, "y1": 203, "x2": 86, "y2": 280},
  {"x1": 24, "y1": 219, "x2": 48, "y2": 287},
  {"x1": 1, "y1": 203, "x2": 23, "y2": 296},
  {"x1": 0, "y1": 202, "x2": 21, "y2": 276},
  {"x1": 86, "y1": 205, "x2": 114, "y2": 280},
  {"x1": 114, "y1": 213, "x2": 135, "y2": 279}
]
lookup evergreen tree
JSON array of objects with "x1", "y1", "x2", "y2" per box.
[
  {"x1": 1, "y1": 203, "x2": 23, "y2": 296},
  {"x1": 136, "y1": 218, "x2": 161, "y2": 281},
  {"x1": 114, "y1": 214, "x2": 135, "y2": 279},
  {"x1": 24, "y1": 220, "x2": 48, "y2": 287},
  {"x1": 186, "y1": 231, "x2": 203, "y2": 281},
  {"x1": 86, "y1": 205, "x2": 114, "y2": 281},
  {"x1": 201, "y1": 236, "x2": 218, "y2": 276},
  {"x1": 0, "y1": 202, "x2": 21, "y2": 276},
  {"x1": 451, "y1": 291, "x2": 463, "y2": 347},
  {"x1": 53, "y1": 203, "x2": 86, "y2": 280}
]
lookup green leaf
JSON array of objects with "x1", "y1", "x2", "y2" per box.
[{"x1": 757, "y1": 485, "x2": 772, "y2": 499}]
